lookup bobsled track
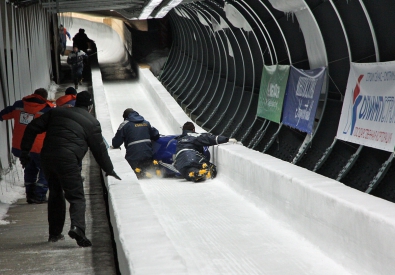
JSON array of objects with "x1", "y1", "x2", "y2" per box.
[{"x1": 66, "y1": 18, "x2": 395, "y2": 275}]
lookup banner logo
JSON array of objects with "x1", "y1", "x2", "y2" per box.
[
  {"x1": 337, "y1": 62, "x2": 395, "y2": 152},
  {"x1": 256, "y1": 65, "x2": 290, "y2": 123},
  {"x1": 282, "y1": 66, "x2": 326, "y2": 134},
  {"x1": 342, "y1": 75, "x2": 394, "y2": 144},
  {"x1": 343, "y1": 75, "x2": 364, "y2": 135}
]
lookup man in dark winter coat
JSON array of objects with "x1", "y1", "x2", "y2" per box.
[
  {"x1": 112, "y1": 108, "x2": 160, "y2": 179},
  {"x1": 20, "y1": 91, "x2": 121, "y2": 247},
  {"x1": 72, "y1": 28, "x2": 93, "y2": 53},
  {"x1": 174, "y1": 122, "x2": 230, "y2": 182},
  {"x1": 67, "y1": 45, "x2": 88, "y2": 89}
]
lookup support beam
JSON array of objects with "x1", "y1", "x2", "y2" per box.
[
  {"x1": 46, "y1": 4, "x2": 142, "y2": 13},
  {"x1": 42, "y1": 0, "x2": 138, "y2": 7}
]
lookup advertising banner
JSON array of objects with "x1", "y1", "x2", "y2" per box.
[
  {"x1": 282, "y1": 66, "x2": 326, "y2": 134},
  {"x1": 256, "y1": 65, "x2": 290, "y2": 123},
  {"x1": 337, "y1": 62, "x2": 395, "y2": 152}
]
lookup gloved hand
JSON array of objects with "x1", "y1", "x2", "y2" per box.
[
  {"x1": 105, "y1": 170, "x2": 122, "y2": 180},
  {"x1": 228, "y1": 138, "x2": 238, "y2": 143},
  {"x1": 20, "y1": 151, "x2": 31, "y2": 169}
]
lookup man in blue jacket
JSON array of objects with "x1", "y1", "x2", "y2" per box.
[
  {"x1": 112, "y1": 108, "x2": 160, "y2": 179},
  {"x1": 174, "y1": 122, "x2": 230, "y2": 182}
]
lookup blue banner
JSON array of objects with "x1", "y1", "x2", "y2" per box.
[{"x1": 282, "y1": 66, "x2": 327, "y2": 134}]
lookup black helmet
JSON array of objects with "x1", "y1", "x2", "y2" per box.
[{"x1": 182, "y1": 121, "x2": 195, "y2": 131}]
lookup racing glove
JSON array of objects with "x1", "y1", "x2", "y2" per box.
[
  {"x1": 105, "y1": 170, "x2": 122, "y2": 180},
  {"x1": 20, "y1": 151, "x2": 31, "y2": 169},
  {"x1": 228, "y1": 138, "x2": 238, "y2": 143}
]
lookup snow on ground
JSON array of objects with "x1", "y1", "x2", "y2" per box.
[{"x1": 0, "y1": 163, "x2": 25, "y2": 224}]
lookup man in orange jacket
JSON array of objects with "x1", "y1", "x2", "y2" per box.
[
  {"x1": 0, "y1": 88, "x2": 54, "y2": 203},
  {"x1": 56, "y1": 87, "x2": 77, "y2": 107}
]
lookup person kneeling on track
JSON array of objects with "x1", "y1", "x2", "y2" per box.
[
  {"x1": 112, "y1": 108, "x2": 160, "y2": 179},
  {"x1": 174, "y1": 122, "x2": 230, "y2": 183}
]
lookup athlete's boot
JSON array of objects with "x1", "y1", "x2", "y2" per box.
[
  {"x1": 135, "y1": 167, "x2": 143, "y2": 179},
  {"x1": 202, "y1": 163, "x2": 217, "y2": 179},
  {"x1": 153, "y1": 160, "x2": 161, "y2": 176},
  {"x1": 144, "y1": 171, "x2": 153, "y2": 178},
  {"x1": 208, "y1": 164, "x2": 217, "y2": 179},
  {"x1": 188, "y1": 169, "x2": 208, "y2": 182}
]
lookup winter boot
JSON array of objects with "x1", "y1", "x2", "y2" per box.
[
  {"x1": 25, "y1": 182, "x2": 35, "y2": 204},
  {"x1": 188, "y1": 169, "x2": 207, "y2": 182},
  {"x1": 48, "y1": 234, "x2": 65, "y2": 242},
  {"x1": 202, "y1": 163, "x2": 217, "y2": 179},
  {"x1": 68, "y1": 226, "x2": 92, "y2": 247},
  {"x1": 153, "y1": 160, "x2": 161, "y2": 176},
  {"x1": 135, "y1": 167, "x2": 142, "y2": 179},
  {"x1": 135, "y1": 167, "x2": 152, "y2": 179},
  {"x1": 26, "y1": 192, "x2": 35, "y2": 204}
]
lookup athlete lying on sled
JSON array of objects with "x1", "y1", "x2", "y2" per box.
[{"x1": 153, "y1": 122, "x2": 234, "y2": 182}]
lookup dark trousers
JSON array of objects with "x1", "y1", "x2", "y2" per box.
[
  {"x1": 12, "y1": 148, "x2": 48, "y2": 199},
  {"x1": 42, "y1": 157, "x2": 85, "y2": 236},
  {"x1": 72, "y1": 65, "x2": 83, "y2": 85}
]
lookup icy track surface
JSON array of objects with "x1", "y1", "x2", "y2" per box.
[
  {"x1": 68, "y1": 18, "x2": 352, "y2": 274},
  {"x1": 103, "y1": 80, "x2": 351, "y2": 275}
]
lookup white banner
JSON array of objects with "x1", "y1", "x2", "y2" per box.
[{"x1": 337, "y1": 62, "x2": 395, "y2": 152}]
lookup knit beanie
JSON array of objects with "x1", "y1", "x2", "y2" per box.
[
  {"x1": 75, "y1": 91, "x2": 93, "y2": 107},
  {"x1": 65, "y1": 87, "x2": 77, "y2": 95}
]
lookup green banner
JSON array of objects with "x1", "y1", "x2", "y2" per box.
[{"x1": 257, "y1": 65, "x2": 290, "y2": 123}]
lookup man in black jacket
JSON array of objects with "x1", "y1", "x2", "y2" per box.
[
  {"x1": 20, "y1": 91, "x2": 120, "y2": 247},
  {"x1": 67, "y1": 45, "x2": 88, "y2": 89},
  {"x1": 112, "y1": 108, "x2": 160, "y2": 179},
  {"x1": 174, "y1": 122, "x2": 230, "y2": 182}
]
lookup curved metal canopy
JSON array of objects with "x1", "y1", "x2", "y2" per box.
[{"x1": 7, "y1": 0, "x2": 200, "y2": 19}]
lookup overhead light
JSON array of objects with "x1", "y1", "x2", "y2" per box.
[
  {"x1": 155, "y1": 0, "x2": 183, "y2": 18},
  {"x1": 110, "y1": 10, "x2": 114, "y2": 11}
]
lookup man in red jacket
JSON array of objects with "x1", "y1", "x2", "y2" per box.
[
  {"x1": 56, "y1": 87, "x2": 77, "y2": 107},
  {"x1": 0, "y1": 88, "x2": 54, "y2": 203}
]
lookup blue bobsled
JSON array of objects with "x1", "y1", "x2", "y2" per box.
[{"x1": 152, "y1": 135, "x2": 210, "y2": 176}]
